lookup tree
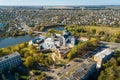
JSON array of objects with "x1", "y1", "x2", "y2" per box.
[
  {"x1": 19, "y1": 43, "x2": 26, "y2": 49},
  {"x1": 36, "y1": 72, "x2": 46, "y2": 80},
  {"x1": 28, "y1": 31, "x2": 34, "y2": 36},
  {"x1": 15, "y1": 72, "x2": 19, "y2": 80},
  {"x1": 98, "y1": 50, "x2": 120, "y2": 80},
  {"x1": 114, "y1": 32, "x2": 120, "y2": 43},
  {"x1": 2, "y1": 74, "x2": 6, "y2": 80},
  {"x1": 67, "y1": 46, "x2": 77, "y2": 60},
  {"x1": 89, "y1": 38, "x2": 97, "y2": 46},
  {"x1": 67, "y1": 41, "x2": 96, "y2": 60},
  {"x1": 24, "y1": 56, "x2": 35, "y2": 68},
  {"x1": 98, "y1": 31, "x2": 105, "y2": 35},
  {"x1": 11, "y1": 45, "x2": 20, "y2": 52},
  {"x1": 91, "y1": 28, "x2": 96, "y2": 34}
]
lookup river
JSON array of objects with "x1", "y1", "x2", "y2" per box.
[{"x1": 0, "y1": 35, "x2": 34, "y2": 48}]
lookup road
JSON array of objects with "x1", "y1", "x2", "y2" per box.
[
  {"x1": 83, "y1": 46, "x2": 106, "y2": 58},
  {"x1": 45, "y1": 42, "x2": 120, "y2": 80},
  {"x1": 21, "y1": 23, "x2": 46, "y2": 34},
  {"x1": 45, "y1": 59, "x2": 84, "y2": 80},
  {"x1": 55, "y1": 59, "x2": 81, "y2": 77},
  {"x1": 83, "y1": 41, "x2": 120, "y2": 58},
  {"x1": 100, "y1": 41, "x2": 120, "y2": 50},
  {"x1": 21, "y1": 23, "x2": 33, "y2": 32}
]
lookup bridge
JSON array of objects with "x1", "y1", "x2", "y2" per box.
[
  {"x1": 21, "y1": 23, "x2": 46, "y2": 34},
  {"x1": 33, "y1": 31, "x2": 46, "y2": 34},
  {"x1": 21, "y1": 23, "x2": 33, "y2": 32}
]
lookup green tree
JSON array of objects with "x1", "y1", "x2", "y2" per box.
[
  {"x1": 24, "y1": 56, "x2": 35, "y2": 68},
  {"x1": 15, "y1": 72, "x2": 19, "y2": 80},
  {"x1": 2, "y1": 74, "x2": 6, "y2": 80},
  {"x1": 91, "y1": 28, "x2": 96, "y2": 34},
  {"x1": 67, "y1": 46, "x2": 77, "y2": 60},
  {"x1": 89, "y1": 38, "x2": 97, "y2": 46}
]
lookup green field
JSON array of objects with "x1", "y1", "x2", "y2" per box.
[{"x1": 85, "y1": 26, "x2": 120, "y2": 34}]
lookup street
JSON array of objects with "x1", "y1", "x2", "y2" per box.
[{"x1": 45, "y1": 41, "x2": 120, "y2": 80}]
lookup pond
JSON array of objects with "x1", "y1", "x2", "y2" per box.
[
  {"x1": 0, "y1": 25, "x2": 65, "y2": 48},
  {"x1": 43, "y1": 25, "x2": 64, "y2": 32},
  {"x1": 0, "y1": 35, "x2": 34, "y2": 48}
]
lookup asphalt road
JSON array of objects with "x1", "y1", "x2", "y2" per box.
[
  {"x1": 83, "y1": 46, "x2": 106, "y2": 58},
  {"x1": 21, "y1": 23, "x2": 33, "y2": 32},
  {"x1": 55, "y1": 59, "x2": 82, "y2": 78},
  {"x1": 45, "y1": 59, "x2": 83, "y2": 80},
  {"x1": 83, "y1": 41, "x2": 120, "y2": 58},
  {"x1": 46, "y1": 41, "x2": 120, "y2": 80},
  {"x1": 100, "y1": 41, "x2": 120, "y2": 50}
]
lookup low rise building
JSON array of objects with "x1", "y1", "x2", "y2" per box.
[
  {"x1": 79, "y1": 37, "x2": 89, "y2": 42},
  {"x1": 0, "y1": 52, "x2": 22, "y2": 71},
  {"x1": 29, "y1": 30, "x2": 77, "y2": 59},
  {"x1": 40, "y1": 30, "x2": 77, "y2": 59},
  {"x1": 41, "y1": 30, "x2": 76, "y2": 50},
  {"x1": 52, "y1": 48, "x2": 71, "y2": 59},
  {"x1": 57, "y1": 48, "x2": 71, "y2": 59},
  {"x1": 94, "y1": 48, "x2": 114, "y2": 68},
  {"x1": 29, "y1": 36, "x2": 46, "y2": 46}
]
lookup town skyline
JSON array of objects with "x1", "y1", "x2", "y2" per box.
[
  {"x1": 0, "y1": 1, "x2": 120, "y2": 79},
  {"x1": 0, "y1": 0, "x2": 120, "y2": 6}
]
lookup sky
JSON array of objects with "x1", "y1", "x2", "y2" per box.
[{"x1": 0, "y1": 0, "x2": 120, "y2": 6}]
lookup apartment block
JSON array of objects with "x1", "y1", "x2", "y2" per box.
[
  {"x1": 0, "y1": 52, "x2": 22, "y2": 71},
  {"x1": 94, "y1": 48, "x2": 114, "y2": 68}
]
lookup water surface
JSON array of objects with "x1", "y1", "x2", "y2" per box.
[
  {"x1": 43, "y1": 26, "x2": 64, "y2": 32},
  {"x1": 0, "y1": 35, "x2": 34, "y2": 48},
  {"x1": 0, "y1": 25, "x2": 64, "y2": 48}
]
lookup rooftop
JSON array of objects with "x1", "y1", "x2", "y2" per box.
[
  {"x1": 32, "y1": 36, "x2": 46, "y2": 43},
  {"x1": 80, "y1": 37, "x2": 89, "y2": 41},
  {"x1": 0, "y1": 52, "x2": 20, "y2": 63},
  {"x1": 94, "y1": 48, "x2": 114, "y2": 59},
  {"x1": 57, "y1": 48, "x2": 71, "y2": 55}
]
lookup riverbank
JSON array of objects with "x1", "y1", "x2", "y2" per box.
[
  {"x1": 0, "y1": 35, "x2": 34, "y2": 48},
  {"x1": 43, "y1": 25, "x2": 65, "y2": 32},
  {"x1": 0, "y1": 30, "x2": 27, "y2": 38},
  {"x1": 0, "y1": 25, "x2": 65, "y2": 48}
]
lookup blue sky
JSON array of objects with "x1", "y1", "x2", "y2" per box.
[{"x1": 0, "y1": 0, "x2": 120, "y2": 6}]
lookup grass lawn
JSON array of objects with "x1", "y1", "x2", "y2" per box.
[
  {"x1": 85, "y1": 26, "x2": 120, "y2": 34},
  {"x1": 20, "y1": 75, "x2": 29, "y2": 80}
]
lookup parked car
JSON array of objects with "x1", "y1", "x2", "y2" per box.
[
  {"x1": 57, "y1": 73, "x2": 61, "y2": 75},
  {"x1": 66, "y1": 64, "x2": 70, "y2": 67}
]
